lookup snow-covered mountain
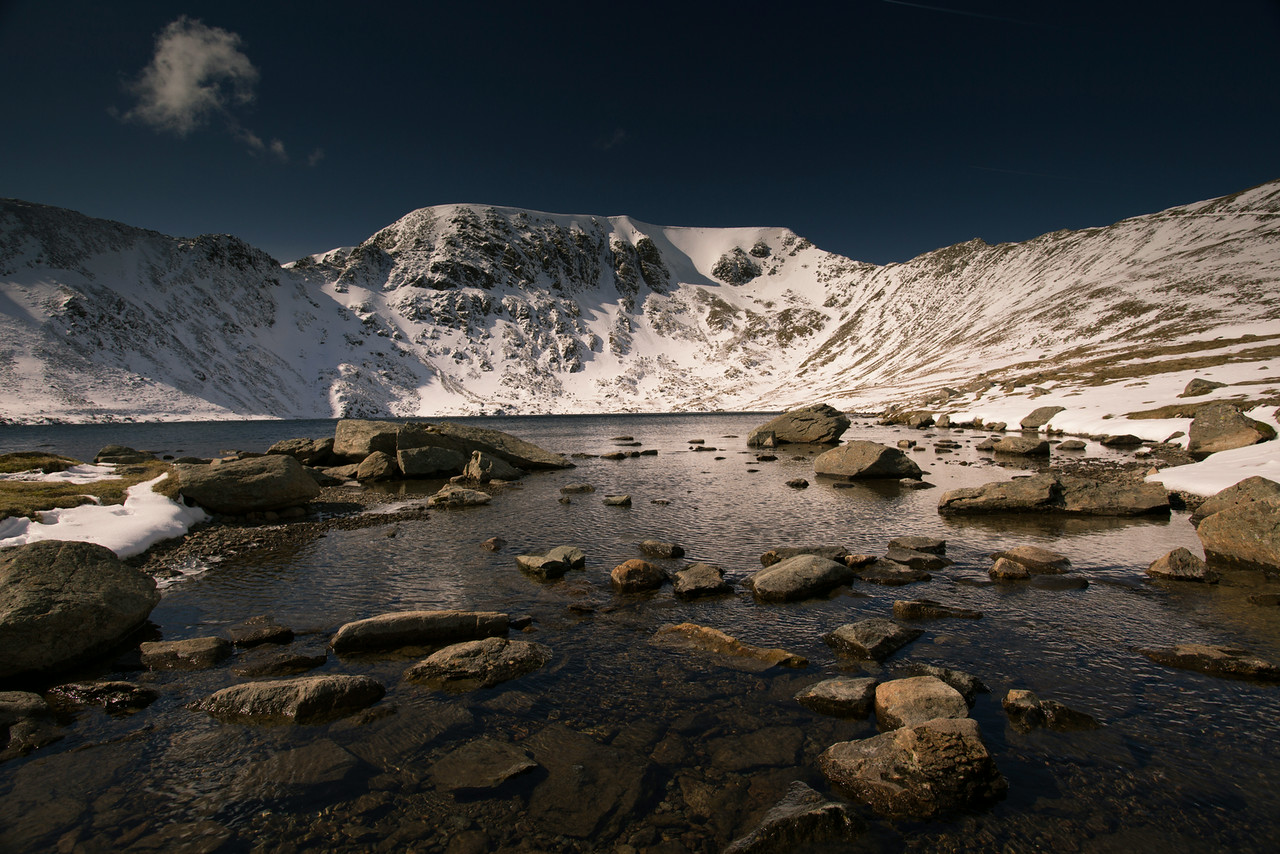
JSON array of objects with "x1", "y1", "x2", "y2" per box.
[{"x1": 1, "y1": 181, "x2": 1278, "y2": 424}]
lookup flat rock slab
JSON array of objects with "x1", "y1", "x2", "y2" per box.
[
  {"x1": 887, "y1": 536, "x2": 946, "y2": 555},
  {"x1": 431, "y1": 738, "x2": 539, "y2": 791},
  {"x1": 1002, "y1": 689, "x2": 1101, "y2": 733},
  {"x1": 404, "y1": 636, "x2": 551, "y2": 690},
  {"x1": 232, "y1": 649, "x2": 328, "y2": 678},
  {"x1": 823, "y1": 618, "x2": 923, "y2": 661},
  {"x1": 893, "y1": 599, "x2": 983, "y2": 620},
  {"x1": 724, "y1": 780, "x2": 865, "y2": 854},
  {"x1": 884, "y1": 546, "x2": 952, "y2": 571},
  {"x1": 331, "y1": 609, "x2": 508, "y2": 654},
  {"x1": 225, "y1": 615, "x2": 295, "y2": 647},
  {"x1": 1147, "y1": 547, "x2": 1218, "y2": 582},
  {"x1": 794, "y1": 676, "x2": 878, "y2": 718},
  {"x1": 819, "y1": 717, "x2": 1007, "y2": 821},
  {"x1": 751, "y1": 554, "x2": 855, "y2": 602},
  {"x1": 195, "y1": 674, "x2": 386, "y2": 724},
  {"x1": 672, "y1": 563, "x2": 733, "y2": 599},
  {"x1": 140, "y1": 637, "x2": 232, "y2": 671},
  {"x1": 1138, "y1": 643, "x2": 1280, "y2": 681},
  {"x1": 0, "y1": 540, "x2": 161, "y2": 679},
  {"x1": 400, "y1": 420, "x2": 574, "y2": 470},
  {"x1": 654, "y1": 623, "x2": 807, "y2": 669},
  {"x1": 875, "y1": 676, "x2": 969, "y2": 730},
  {"x1": 940, "y1": 474, "x2": 1170, "y2": 516},
  {"x1": 48, "y1": 681, "x2": 158, "y2": 714},
  {"x1": 814, "y1": 441, "x2": 923, "y2": 480},
  {"x1": 237, "y1": 739, "x2": 362, "y2": 797}
]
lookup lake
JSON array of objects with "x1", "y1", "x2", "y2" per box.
[{"x1": 2, "y1": 413, "x2": 1278, "y2": 853}]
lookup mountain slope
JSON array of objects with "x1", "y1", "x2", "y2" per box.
[{"x1": 1, "y1": 181, "x2": 1277, "y2": 424}]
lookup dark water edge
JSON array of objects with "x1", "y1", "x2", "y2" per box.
[{"x1": 2, "y1": 414, "x2": 1280, "y2": 853}]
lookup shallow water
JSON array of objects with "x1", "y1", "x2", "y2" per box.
[{"x1": 2, "y1": 414, "x2": 1279, "y2": 853}]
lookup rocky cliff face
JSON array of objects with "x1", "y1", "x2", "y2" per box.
[{"x1": 1, "y1": 180, "x2": 1277, "y2": 423}]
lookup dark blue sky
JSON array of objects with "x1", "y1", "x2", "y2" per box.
[{"x1": 2, "y1": 1, "x2": 1278, "y2": 265}]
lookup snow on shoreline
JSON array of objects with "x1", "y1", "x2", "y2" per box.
[{"x1": 0, "y1": 472, "x2": 208, "y2": 559}]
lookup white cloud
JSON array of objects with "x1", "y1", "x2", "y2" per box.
[{"x1": 124, "y1": 17, "x2": 259, "y2": 136}]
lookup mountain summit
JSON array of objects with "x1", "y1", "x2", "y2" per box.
[{"x1": 1, "y1": 182, "x2": 1278, "y2": 424}]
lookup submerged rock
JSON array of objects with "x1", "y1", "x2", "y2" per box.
[
  {"x1": 1138, "y1": 643, "x2": 1280, "y2": 681},
  {"x1": 404, "y1": 636, "x2": 551, "y2": 690},
  {"x1": 654, "y1": 623, "x2": 807, "y2": 668},
  {"x1": 431, "y1": 738, "x2": 538, "y2": 791},
  {"x1": 639, "y1": 540, "x2": 685, "y2": 559},
  {"x1": 854, "y1": 559, "x2": 932, "y2": 586},
  {"x1": 140, "y1": 637, "x2": 233, "y2": 671},
  {"x1": 723, "y1": 781, "x2": 866, "y2": 854},
  {"x1": 893, "y1": 599, "x2": 983, "y2": 620},
  {"x1": 1002, "y1": 689, "x2": 1101, "y2": 732}
]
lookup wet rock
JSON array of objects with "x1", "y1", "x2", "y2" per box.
[
  {"x1": 48, "y1": 681, "x2": 158, "y2": 713},
  {"x1": 823, "y1": 618, "x2": 922, "y2": 661},
  {"x1": 237, "y1": 739, "x2": 362, "y2": 797},
  {"x1": 430, "y1": 738, "x2": 538, "y2": 791},
  {"x1": 639, "y1": 540, "x2": 685, "y2": 559},
  {"x1": 884, "y1": 545, "x2": 952, "y2": 571},
  {"x1": 1030, "y1": 574, "x2": 1089, "y2": 590},
  {"x1": 396, "y1": 445, "x2": 468, "y2": 477},
  {"x1": 898, "y1": 663, "x2": 988, "y2": 704},
  {"x1": 544, "y1": 545, "x2": 586, "y2": 568},
  {"x1": 992, "y1": 545, "x2": 1071, "y2": 574},
  {"x1": 427, "y1": 484, "x2": 492, "y2": 508},
  {"x1": 888, "y1": 536, "x2": 946, "y2": 554},
  {"x1": 1057, "y1": 439, "x2": 1087, "y2": 451},
  {"x1": 988, "y1": 557, "x2": 1030, "y2": 580},
  {"x1": 974, "y1": 437, "x2": 998, "y2": 451},
  {"x1": 710, "y1": 725, "x2": 805, "y2": 771},
  {"x1": 819, "y1": 717, "x2": 1007, "y2": 820},
  {"x1": 356, "y1": 450, "x2": 397, "y2": 481},
  {"x1": 786, "y1": 478, "x2": 810, "y2": 488},
  {"x1": 760, "y1": 545, "x2": 849, "y2": 567},
  {"x1": 0, "y1": 541, "x2": 161, "y2": 679},
  {"x1": 140, "y1": 637, "x2": 232, "y2": 671},
  {"x1": 813, "y1": 441, "x2": 924, "y2": 480},
  {"x1": 794, "y1": 676, "x2": 878, "y2": 718},
  {"x1": 1181, "y1": 378, "x2": 1228, "y2": 397},
  {"x1": 1147, "y1": 547, "x2": 1218, "y2": 583},
  {"x1": 481, "y1": 536, "x2": 506, "y2": 551},
  {"x1": 1191, "y1": 476, "x2": 1280, "y2": 525},
  {"x1": 1188, "y1": 403, "x2": 1276, "y2": 459},
  {"x1": 672, "y1": 563, "x2": 733, "y2": 599},
  {"x1": 516, "y1": 554, "x2": 571, "y2": 580},
  {"x1": 1, "y1": 691, "x2": 61, "y2": 759},
  {"x1": 653, "y1": 623, "x2": 807, "y2": 669},
  {"x1": 940, "y1": 473, "x2": 1169, "y2": 516},
  {"x1": 462, "y1": 450, "x2": 525, "y2": 483},
  {"x1": 750, "y1": 554, "x2": 855, "y2": 602},
  {"x1": 747, "y1": 404, "x2": 850, "y2": 446},
  {"x1": 854, "y1": 559, "x2": 932, "y2": 586},
  {"x1": 602, "y1": 494, "x2": 632, "y2": 506},
  {"x1": 232, "y1": 649, "x2": 328, "y2": 678},
  {"x1": 195, "y1": 674, "x2": 386, "y2": 723},
  {"x1": 893, "y1": 599, "x2": 983, "y2": 620},
  {"x1": 1138, "y1": 643, "x2": 1280, "y2": 681},
  {"x1": 1021, "y1": 406, "x2": 1066, "y2": 429},
  {"x1": 875, "y1": 676, "x2": 968, "y2": 730},
  {"x1": 611, "y1": 559, "x2": 667, "y2": 593},
  {"x1": 993, "y1": 437, "x2": 1051, "y2": 456},
  {"x1": 1196, "y1": 497, "x2": 1280, "y2": 570},
  {"x1": 1002, "y1": 689, "x2": 1101, "y2": 732},
  {"x1": 331, "y1": 609, "x2": 508, "y2": 653},
  {"x1": 723, "y1": 780, "x2": 865, "y2": 854},
  {"x1": 225, "y1": 615, "x2": 294, "y2": 647},
  {"x1": 178, "y1": 454, "x2": 320, "y2": 514},
  {"x1": 404, "y1": 637, "x2": 551, "y2": 690},
  {"x1": 559, "y1": 483, "x2": 596, "y2": 494}
]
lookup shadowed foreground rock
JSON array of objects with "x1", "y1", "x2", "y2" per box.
[
  {"x1": 195, "y1": 674, "x2": 386, "y2": 724},
  {"x1": 0, "y1": 541, "x2": 160, "y2": 679},
  {"x1": 723, "y1": 781, "x2": 865, "y2": 854},
  {"x1": 819, "y1": 717, "x2": 1007, "y2": 820},
  {"x1": 177, "y1": 454, "x2": 319, "y2": 514},
  {"x1": 330, "y1": 609, "x2": 508, "y2": 653}
]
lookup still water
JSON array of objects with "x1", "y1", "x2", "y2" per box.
[{"x1": 2, "y1": 414, "x2": 1278, "y2": 853}]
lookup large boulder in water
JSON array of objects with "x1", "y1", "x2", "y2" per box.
[
  {"x1": 399, "y1": 421, "x2": 572, "y2": 470},
  {"x1": 1187, "y1": 403, "x2": 1275, "y2": 459},
  {"x1": 177, "y1": 454, "x2": 319, "y2": 514},
  {"x1": 749, "y1": 554, "x2": 855, "y2": 602},
  {"x1": 330, "y1": 609, "x2": 509, "y2": 653},
  {"x1": 747, "y1": 404, "x2": 850, "y2": 447},
  {"x1": 813, "y1": 441, "x2": 923, "y2": 480},
  {"x1": 0, "y1": 541, "x2": 160, "y2": 678},
  {"x1": 332, "y1": 419, "x2": 401, "y2": 461},
  {"x1": 939, "y1": 473, "x2": 1169, "y2": 516},
  {"x1": 1196, "y1": 498, "x2": 1280, "y2": 571}
]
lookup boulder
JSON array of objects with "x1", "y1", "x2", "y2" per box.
[
  {"x1": 750, "y1": 554, "x2": 855, "y2": 602},
  {"x1": 723, "y1": 781, "x2": 865, "y2": 854},
  {"x1": 1191, "y1": 476, "x2": 1280, "y2": 525},
  {"x1": 611, "y1": 559, "x2": 666, "y2": 593},
  {"x1": 1100, "y1": 434, "x2": 1144, "y2": 448},
  {"x1": 988, "y1": 557, "x2": 1030, "y2": 580},
  {"x1": 1180, "y1": 378, "x2": 1227, "y2": 397},
  {"x1": 893, "y1": 599, "x2": 983, "y2": 620},
  {"x1": 267, "y1": 437, "x2": 335, "y2": 466},
  {"x1": 653, "y1": 623, "x2": 807, "y2": 669},
  {"x1": 93, "y1": 445, "x2": 155, "y2": 464},
  {"x1": 1057, "y1": 439, "x2": 1087, "y2": 451},
  {"x1": 795, "y1": 676, "x2": 879, "y2": 718},
  {"x1": 140, "y1": 637, "x2": 233, "y2": 670},
  {"x1": 602, "y1": 494, "x2": 632, "y2": 507},
  {"x1": 404, "y1": 637, "x2": 551, "y2": 690},
  {"x1": 1058, "y1": 476, "x2": 1170, "y2": 515},
  {"x1": 1138, "y1": 643, "x2": 1280, "y2": 681},
  {"x1": 431, "y1": 738, "x2": 539, "y2": 791},
  {"x1": 819, "y1": 717, "x2": 1007, "y2": 820},
  {"x1": 993, "y1": 437, "x2": 1051, "y2": 456},
  {"x1": 427, "y1": 484, "x2": 492, "y2": 508},
  {"x1": 823, "y1": 618, "x2": 922, "y2": 661},
  {"x1": 898, "y1": 663, "x2": 987, "y2": 704},
  {"x1": 332, "y1": 419, "x2": 401, "y2": 461},
  {"x1": 939, "y1": 473, "x2": 1168, "y2": 516},
  {"x1": 639, "y1": 540, "x2": 685, "y2": 559},
  {"x1": 462, "y1": 451, "x2": 525, "y2": 483},
  {"x1": 1196, "y1": 498, "x2": 1280, "y2": 570},
  {"x1": 991, "y1": 545, "x2": 1071, "y2": 574},
  {"x1": 544, "y1": 545, "x2": 586, "y2": 568},
  {"x1": 938, "y1": 474, "x2": 1059, "y2": 514},
  {"x1": 398, "y1": 421, "x2": 572, "y2": 470},
  {"x1": 516, "y1": 554, "x2": 571, "y2": 580},
  {"x1": 1147, "y1": 547, "x2": 1218, "y2": 583},
  {"x1": 48, "y1": 681, "x2": 158, "y2": 713},
  {"x1": 195, "y1": 674, "x2": 385, "y2": 724},
  {"x1": 813, "y1": 441, "x2": 924, "y2": 480},
  {"x1": 330, "y1": 609, "x2": 508, "y2": 653},
  {"x1": 1002, "y1": 689, "x2": 1100, "y2": 732},
  {"x1": 355, "y1": 450, "x2": 397, "y2": 481},
  {"x1": 1020, "y1": 406, "x2": 1065, "y2": 429},
  {"x1": 672, "y1": 563, "x2": 733, "y2": 599},
  {"x1": 1188, "y1": 403, "x2": 1276, "y2": 459},
  {"x1": 178, "y1": 454, "x2": 320, "y2": 514},
  {"x1": 396, "y1": 445, "x2": 468, "y2": 477},
  {"x1": 874, "y1": 676, "x2": 968, "y2": 730},
  {"x1": 0, "y1": 541, "x2": 161, "y2": 679},
  {"x1": 760, "y1": 545, "x2": 849, "y2": 567},
  {"x1": 747, "y1": 404, "x2": 850, "y2": 446}
]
